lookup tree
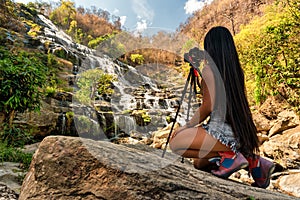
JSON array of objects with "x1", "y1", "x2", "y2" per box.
[
  {"x1": 49, "y1": 0, "x2": 76, "y2": 29},
  {"x1": 130, "y1": 54, "x2": 144, "y2": 65},
  {"x1": 235, "y1": 0, "x2": 300, "y2": 111},
  {"x1": 0, "y1": 0, "x2": 24, "y2": 31},
  {"x1": 0, "y1": 48, "x2": 48, "y2": 127},
  {"x1": 74, "y1": 69, "x2": 116, "y2": 106}
]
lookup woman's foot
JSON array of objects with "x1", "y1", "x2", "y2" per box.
[
  {"x1": 210, "y1": 151, "x2": 249, "y2": 178},
  {"x1": 247, "y1": 156, "x2": 275, "y2": 188},
  {"x1": 193, "y1": 158, "x2": 218, "y2": 172}
]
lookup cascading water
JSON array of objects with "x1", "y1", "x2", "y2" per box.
[
  {"x1": 61, "y1": 113, "x2": 66, "y2": 135},
  {"x1": 114, "y1": 115, "x2": 136, "y2": 136},
  {"x1": 36, "y1": 14, "x2": 195, "y2": 140}
]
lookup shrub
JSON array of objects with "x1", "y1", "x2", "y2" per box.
[
  {"x1": 0, "y1": 47, "x2": 48, "y2": 126},
  {"x1": 0, "y1": 141, "x2": 33, "y2": 169}
]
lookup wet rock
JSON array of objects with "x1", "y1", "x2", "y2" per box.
[
  {"x1": 0, "y1": 162, "x2": 26, "y2": 194},
  {"x1": 14, "y1": 101, "x2": 59, "y2": 137}
]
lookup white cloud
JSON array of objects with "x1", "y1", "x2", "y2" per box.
[
  {"x1": 131, "y1": 0, "x2": 154, "y2": 35},
  {"x1": 120, "y1": 16, "x2": 127, "y2": 26},
  {"x1": 136, "y1": 19, "x2": 148, "y2": 33},
  {"x1": 113, "y1": 8, "x2": 120, "y2": 15},
  {"x1": 184, "y1": 0, "x2": 212, "y2": 14}
]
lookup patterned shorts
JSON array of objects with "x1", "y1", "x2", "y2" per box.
[{"x1": 202, "y1": 120, "x2": 240, "y2": 153}]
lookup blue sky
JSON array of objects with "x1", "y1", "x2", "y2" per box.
[{"x1": 16, "y1": 0, "x2": 213, "y2": 33}]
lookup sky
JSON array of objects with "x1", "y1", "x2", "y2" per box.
[{"x1": 15, "y1": 0, "x2": 213, "y2": 34}]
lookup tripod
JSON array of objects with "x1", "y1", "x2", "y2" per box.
[{"x1": 162, "y1": 64, "x2": 202, "y2": 158}]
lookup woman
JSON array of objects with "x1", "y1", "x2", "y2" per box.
[{"x1": 170, "y1": 26, "x2": 275, "y2": 188}]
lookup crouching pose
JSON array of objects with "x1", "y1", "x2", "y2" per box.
[{"x1": 170, "y1": 26, "x2": 275, "y2": 188}]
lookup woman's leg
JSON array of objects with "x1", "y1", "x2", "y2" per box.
[
  {"x1": 169, "y1": 126, "x2": 230, "y2": 164},
  {"x1": 170, "y1": 126, "x2": 249, "y2": 177}
]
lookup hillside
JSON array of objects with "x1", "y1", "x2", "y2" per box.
[
  {"x1": 179, "y1": 0, "x2": 274, "y2": 43},
  {"x1": 180, "y1": 0, "x2": 299, "y2": 111}
]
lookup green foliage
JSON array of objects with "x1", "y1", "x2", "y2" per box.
[
  {"x1": 74, "y1": 69, "x2": 116, "y2": 105},
  {"x1": 53, "y1": 47, "x2": 67, "y2": 59},
  {"x1": 74, "y1": 115, "x2": 102, "y2": 137},
  {"x1": 235, "y1": 0, "x2": 300, "y2": 111},
  {"x1": 18, "y1": 2, "x2": 38, "y2": 21},
  {"x1": 0, "y1": 141, "x2": 33, "y2": 169},
  {"x1": 0, "y1": 47, "x2": 48, "y2": 125},
  {"x1": 121, "y1": 110, "x2": 132, "y2": 115},
  {"x1": 49, "y1": 0, "x2": 76, "y2": 29},
  {"x1": 166, "y1": 116, "x2": 171, "y2": 124},
  {"x1": 66, "y1": 111, "x2": 74, "y2": 120},
  {"x1": 45, "y1": 86, "x2": 57, "y2": 97},
  {"x1": 67, "y1": 20, "x2": 84, "y2": 43},
  {"x1": 0, "y1": 124, "x2": 34, "y2": 147},
  {"x1": 49, "y1": 0, "x2": 120, "y2": 46},
  {"x1": 130, "y1": 54, "x2": 144, "y2": 65},
  {"x1": 88, "y1": 33, "x2": 116, "y2": 49},
  {"x1": 26, "y1": 21, "x2": 42, "y2": 37},
  {"x1": 0, "y1": 0, "x2": 17, "y2": 29},
  {"x1": 99, "y1": 36, "x2": 126, "y2": 59},
  {"x1": 142, "y1": 113, "x2": 151, "y2": 123}
]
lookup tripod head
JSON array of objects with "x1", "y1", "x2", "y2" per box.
[{"x1": 184, "y1": 47, "x2": 204, "y2": 78}]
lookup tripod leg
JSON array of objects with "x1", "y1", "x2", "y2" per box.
[
  {"x1": 162, "y1": 69, "x2": 192, "y2": 158},
  {"x1": 186, "y1": 77, "x2": 193, "y2": 121},
  {"x1": 181, "y1": 71, "x2": 197, "y2": 163},
  {"x1": 187, "y1": 71, "x2": 198, "y2": 120}
]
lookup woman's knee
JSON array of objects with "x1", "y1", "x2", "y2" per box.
[{"x1": 169, "y1": 139, "x2": 178, "y2": 153}]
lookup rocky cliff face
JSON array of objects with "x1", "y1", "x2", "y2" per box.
[{"x1": 9, "y1": 12, "x2": 190, "y2": 142}]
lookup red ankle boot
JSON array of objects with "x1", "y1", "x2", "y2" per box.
[
  {"x1": 247, "y1": 156, "x2": 275, "y2": 188},
  {"x1": 211, "y1": 151, "x2": 249, "y2": 178}
]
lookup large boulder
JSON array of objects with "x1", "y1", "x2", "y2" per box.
[
  {"x1": 258, "y1": 95, "x2": 290, "y2": 120},
  {"x1": 261, "y1": 125, "x2": 300, "y2": 169},
  {"x1": 19, "y1": 136, "x2": 297, "y2": 200},
  {"x1": 268, "y1": 110, "x2": 300, "y2": 137},
  {"x1": 277, "y1": 173, "x2": 300, "y2": 198}
]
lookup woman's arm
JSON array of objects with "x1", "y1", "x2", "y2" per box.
[
  {"x1": 186, "y1": 77, "x2": 213, "y2": 127},
  {"x1": 185, "y1": 65, "x2": 216, "y2": 126},
  {"x1": 171, "y1": 66, "x2": 215, "y2": 138}
]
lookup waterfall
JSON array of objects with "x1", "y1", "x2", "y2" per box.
[
  {"x1": 61, "y1": 113, "x2": 66, "y2": 135},
  {"x1": 114, "y1": 115, "x2": 136, "y2": 136},
  {"x1": 36, "y1": 13, "x2": 194, "y2": 140}
]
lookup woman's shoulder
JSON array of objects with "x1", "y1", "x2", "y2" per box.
[{"x1": 202, "y1": 64, "x2": 214, "y2": 79}]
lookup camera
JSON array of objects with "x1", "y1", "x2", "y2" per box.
[{"x1": 184, "y1": 47, "x2": 204, "y2": 68}]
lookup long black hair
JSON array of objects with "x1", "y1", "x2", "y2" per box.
[{"x1": 204, "y1": 26, "x2": 259, "y2": 157}]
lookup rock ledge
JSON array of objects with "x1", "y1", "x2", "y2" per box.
[{"x1": 19, "y1": 136, "x2": 297, "y2": 200}]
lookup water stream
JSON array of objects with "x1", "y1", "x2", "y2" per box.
[{"x1": 37, "y1": 14, "x2": 196, "y2": 140}]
